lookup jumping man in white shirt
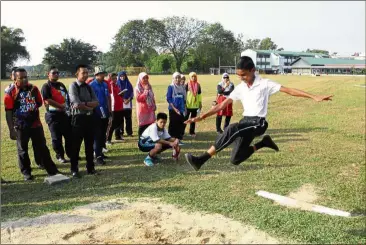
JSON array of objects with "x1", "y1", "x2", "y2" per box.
[{"x1": 184, "y1": 56, "x2": 333, "y2": 171}]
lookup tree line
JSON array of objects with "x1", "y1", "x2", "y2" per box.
[{"x1": 1, "y1": 17, "x2": 332, "y2": 78}]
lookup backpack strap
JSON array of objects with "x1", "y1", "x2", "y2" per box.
[{"x1": 73, "y1": 81, "x2": 93, "y2": 97}]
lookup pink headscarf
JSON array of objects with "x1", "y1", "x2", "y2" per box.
[{"x1": 136, "y1": 72, "x2": 155, "y2": 108}]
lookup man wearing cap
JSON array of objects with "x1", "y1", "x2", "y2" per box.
[
  {"x1": 4, "y1": 68, "x2": 60, "y2": 181},
  {"x1": 69, "y1": 65, "x2": 100, "y2": 178},
  {"x1": 89, "y1": 68, "x2": 111, "y2": 165}
]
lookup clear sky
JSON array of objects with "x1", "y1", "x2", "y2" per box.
[{"x1": 1, "y1": 1, "x2": 365, "y2": 66}]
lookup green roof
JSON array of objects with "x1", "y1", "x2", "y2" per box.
[
  {"x1": 254, "y1": 49, "x2": 327, "y2": 57},
  {"x1": 293, "y1": 57, "x2": 366, "y2": 66}
]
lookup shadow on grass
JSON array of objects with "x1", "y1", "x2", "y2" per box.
[{"x1": 346, "y1": 229, "x2": 366, "y2": 238}]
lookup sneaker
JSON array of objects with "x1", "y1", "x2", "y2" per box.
[
  {"x1": 101, "y1": 154, "x2": 109, "y2": 159},
  {"x1": 151, "y1": 155, "x2": 161, "y2": 164},
  {"x1": 106, "y1": 141, "x2": 112, "y2": 146},
  {"x1": 144, "y1": 155, "x2": 154, "y2": 167},
  {"x1": 102, "y1": 148, "x2": 109, "y2": 153},
  {"x1": 190, "y1": 134, "x2": 196, "y2": 138},
  {"x1": 184, "y1": 153, "x2": 202, "y2": 171},
  {"x1": 96, "y1": 156, "x2": 106, "y2": 165},
  {"x1": 57, "y1": 157, "x2": 69, "y2": 163},
  {"x1": 24, "y1": 174, "x2": 34, "y2": 181},
  {"x1": 87, "y1": 169, "x2": 100, "y2": 175},
  {"x1": 262, "y1": 135, "x2": 279, "y2": 152},
  {"x1": 217, "y1": 130, "x2": 224, "y2": 134},
  {"x1": 178, "y1": 140, "x2": 185, "y2": 146},
  {"x1": 72, "y1": 172, "x2": 82, "y2": 179}
]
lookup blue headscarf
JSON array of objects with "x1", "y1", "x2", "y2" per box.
[{"x1": 117, "y1": 71, "x2": 133, "y2": 100}]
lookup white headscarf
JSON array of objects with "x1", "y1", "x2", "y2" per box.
[
  {"x1": 171, "y1": 72, "x2": 186, "y2": 100},
  {"x1": 218, "y1": 73, "x2": 234, "y2": 92}
]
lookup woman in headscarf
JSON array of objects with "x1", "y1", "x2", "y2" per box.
[
  {"x1": 115, "y1": 71, "x2": 134, "y2": 139},
  {"x1": 184, "y1": 72, "x2": 202, "y2": 138},
  {"x1": 166, "y1": 72, "x2": 186, "y2": 141},
  {"x1": 135, "y1": 72, "x2": 156, "y2": 137},
  {"x1": 180, "y1": 74, "x2": 186, "y2": 86},
  {"x1": 215, "y1": 73, "x2": 234, "y2": 134}
]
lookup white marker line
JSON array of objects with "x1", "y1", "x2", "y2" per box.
[
  {"x1": 256, "y1": 190, "x2": 352, "y2": 217},
  {"x1": 354, "y1": 85, "x2": 366, "y2": 88}
]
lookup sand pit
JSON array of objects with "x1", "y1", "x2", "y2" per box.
[{"x1": 1, "y1": 198, "x2": 284, "y2": 244}]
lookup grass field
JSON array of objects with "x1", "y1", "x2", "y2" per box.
[{"x1": 1, "y1": 74, "x2": 365, "y2": 244}]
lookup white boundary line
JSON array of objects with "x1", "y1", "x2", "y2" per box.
[
  {"x1": 256, "y1": 190, "x2": 352, "y2": 217},
  {"x1": 354, "y1": 85, "x2": 366, "y2": 88}
]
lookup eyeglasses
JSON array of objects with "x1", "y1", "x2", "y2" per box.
[{"x1": 51, "y1": 72, "x2": 59, "y2": 75}]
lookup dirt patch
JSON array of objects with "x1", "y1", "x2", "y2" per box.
[
  {"x1": 338, "y1": 164, "x2": 360, "y2": 180},
  {"x1": 1, "y1": 198, "x2": 284, "y2": 244},
  {"x1": 288, "y1": 184, "x2": 319, "y2": 203}
]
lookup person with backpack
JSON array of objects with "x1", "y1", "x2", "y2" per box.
[
  {"x1": 41, "y1": 66, "x2": 72, "y2": 163},
  {"x1": 4, "y1": 68, "x2": 60, "y2": 181},
  {"x1": 68, "y1": 65, "x2": 100, "y2": 178}
]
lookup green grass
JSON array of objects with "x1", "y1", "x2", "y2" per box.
[{"x1": 1, "y1": 75, "x2": 365, "y2": 244}]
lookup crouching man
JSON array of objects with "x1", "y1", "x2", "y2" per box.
[{"x1": 138, "y1": 112, "x2": 180, "y2": 166}]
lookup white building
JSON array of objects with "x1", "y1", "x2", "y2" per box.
[{"x1": 240, "y1": 49, "x2": 329, "y2": 74}]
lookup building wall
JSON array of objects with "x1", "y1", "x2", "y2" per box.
[{"x1": 241, "y1": 50, "x2": 258, "y2": 67}]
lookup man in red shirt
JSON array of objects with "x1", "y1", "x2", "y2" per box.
[
  {"x1": 4, "y1": 68, "x2": 60, "y2": 181},
  {"x1": 41, "y1": 66, "x2": 72, "y2": 163},
  {"x1": 106, "y1": 73, "x2": 124, "y2": 144}
]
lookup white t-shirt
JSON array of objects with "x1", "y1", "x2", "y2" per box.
[
  {"x1": 229, "y1": 76, "x2": 281, "y2": 117},
  {"x1": 141, "y1": 123, "x2": 171, "y2": 142}
]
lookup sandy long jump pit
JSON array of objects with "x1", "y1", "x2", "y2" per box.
[{"x1": 1, "y1": 198, "x2": 283, "y2": 244}]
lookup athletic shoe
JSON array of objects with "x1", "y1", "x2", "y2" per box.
[
  {"x1": 217, "y1": 130, "x2": 224, "y2": 134},
  {"x1": 24, "y1": 174, "x2": 34, "y2": 181},
  {"x1": 184, "y1": 153, "x2": 202, "y2": 171},
  {"x1": 102, "y1": 148, "x2": 109, "y2": 153},
  {"x1": 190, "y1": 134, "x2": 196, "y2": 138},
  {"x1": 151, "y1": 155, "x2": 161, "y2": 164},
  {"x1": 57, "y1": 157, "x2": 69, "y2": 163},
  {"x1": 144, "y1": 155, "x2": 154, "y2": 167},
  {"x1": 95, "y1": 156, "x2": 106, "y2": 165},
  {"x1": 106, "y1": 141, "x2": 112, "y2": 146},
  {"x1": 87, "y1": 169, "x2": 100, "y2": 175},
  {"x1": 101, "y1": 154, "x2": 109, "y2": 159},
  {"x1": 72, "y1": 172, "x2": 82, "y2": 179},
  {"x1": 178, "y1": 140, "x2": 185, "y2": 146},
  {"x1": 262, "y1": 135, "x2": 279, "y2": 152}
]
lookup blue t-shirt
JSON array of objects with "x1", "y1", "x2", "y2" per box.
[
  {"x1": 90, "y1": 80, "x2": 109, "y2": 118},
  {"x1": 166, "y1": 85, "x2": 186, "y2": 114}
]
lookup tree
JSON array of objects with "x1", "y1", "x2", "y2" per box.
[
  {"x1": 189, "y1": 23, "x2": 243, "y2": 73},
  {"x1": 1, "y1": 26, "x2": 30, "y2": 78},
  {"x1": 43, "y1": 38, "x2": 100, "y2": 73},
  {"x1": 306, "y1": 49, "x2": 329, "y2": 55},
  {"x1": 243, "y1": 38, "x2": 261, "y2": 50},
  {"x1": 258, "y1": 37, "x2": 278, "y2": 50},
  {"x1": 111, "y1": 19, "x2": 163, "y2": 68},
  {"x1": 147, "y1": 54, "x2": 175, "y2": 73},
  {"x1": 157, "y1": 17, "x2": 207, "y2": 72}
]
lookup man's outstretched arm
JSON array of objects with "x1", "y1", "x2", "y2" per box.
[
  {"x1": 184, "y1": 98, "x2": 233, "y2": 124},
  {"x1": 280, "y1": 86, "x2": 333, "y2": 102}
]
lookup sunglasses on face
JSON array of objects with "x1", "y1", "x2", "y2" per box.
[{"x1": 51, "y1": 71, "x2": 59, "y2": 75}]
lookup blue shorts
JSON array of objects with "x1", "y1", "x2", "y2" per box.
[{"x1": 138, "y1": 137, "x2": 172, "y2": 152}]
